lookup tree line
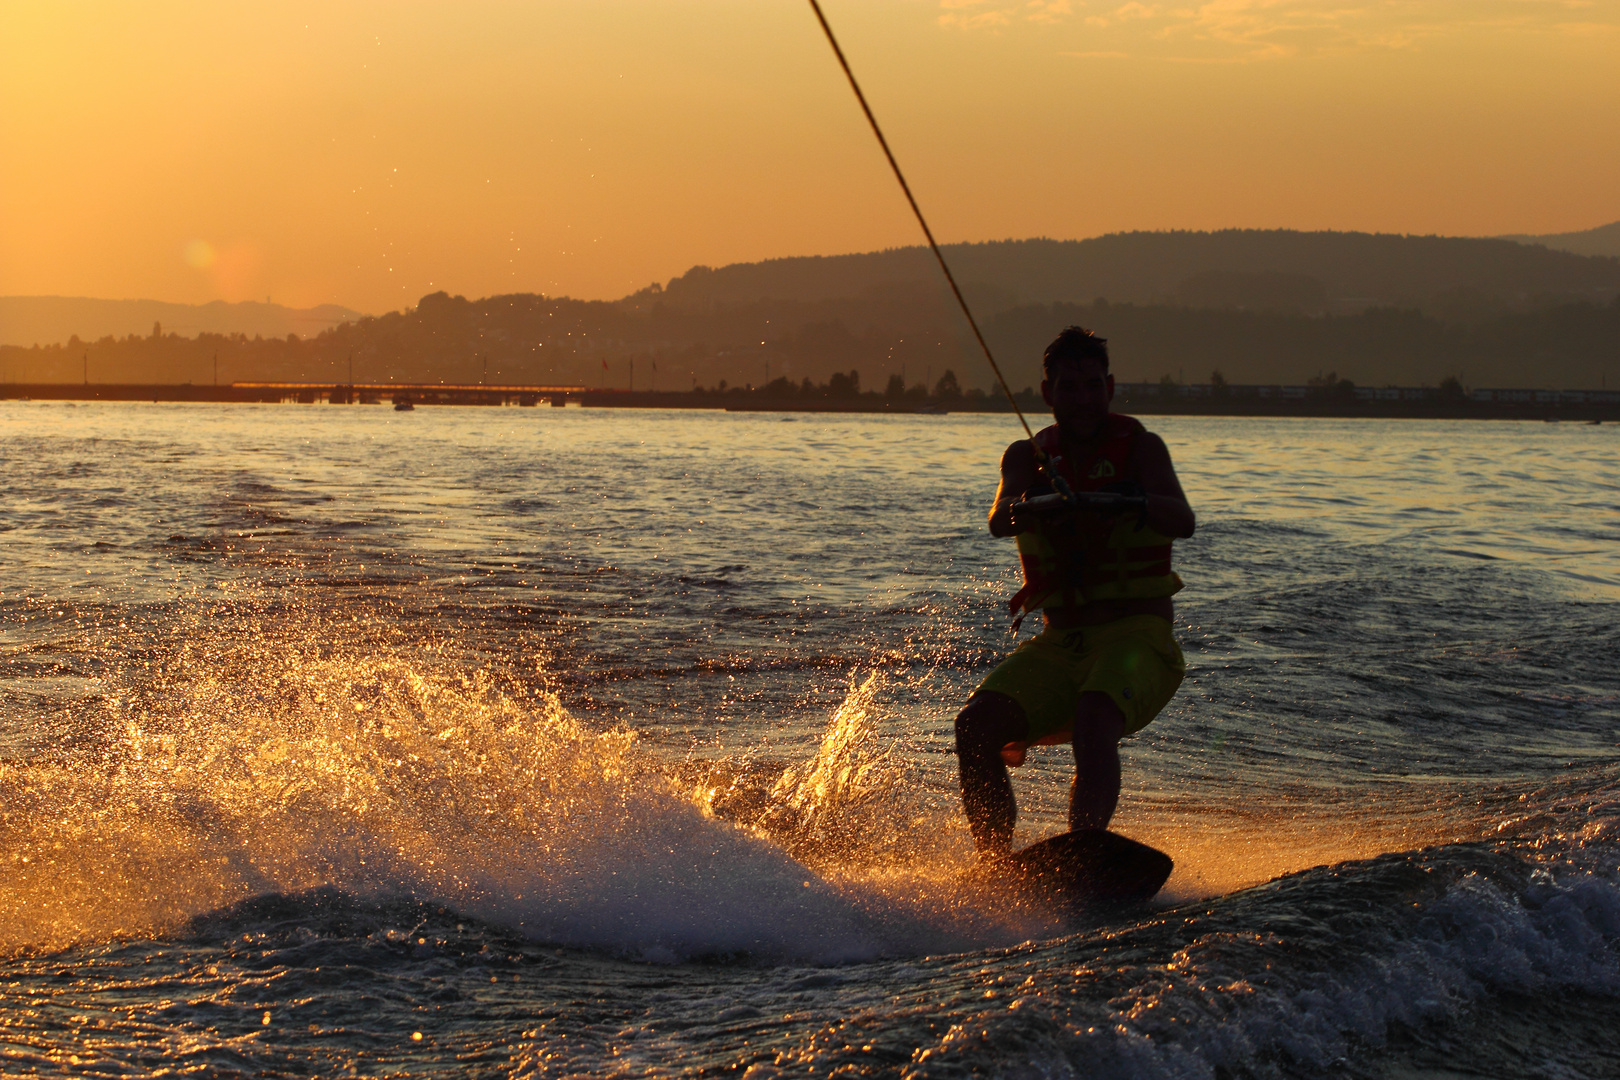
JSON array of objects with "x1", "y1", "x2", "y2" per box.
[{"x1": 3, "y1": 291, "x2": 1616, "y2": 392}]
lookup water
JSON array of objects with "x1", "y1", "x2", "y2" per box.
[{"x1": 2, "y1": 401, "x2": 1617, "y2": 1077}]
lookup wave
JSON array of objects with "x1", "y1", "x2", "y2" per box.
[
  {"x1": 0, "y1": 635, "x2": 918, "y2": 961},
  {"x1": 881, "y1": 825, "x2": 1620, "y2": 1078},
  {"x1": 0, "y1": 610, "x2": 1066, "y2": 962},
  {"x1": 4, "y1": 605, "x2": 1617, "y2": 1076}
]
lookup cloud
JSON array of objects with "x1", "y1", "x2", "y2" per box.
[
  {"x1": 1085, "y1": 2, "x2": 1161, "y2": 29},
  {"x1": 1171, "y1": 0, "x2": 1620, "y2": 58},
  {"x1": 1026, "y1": 0, "x2": 1076, "y2": 22},
  {"x1": 941, "y1": 0, "x2": 1620, "y2": 59},
  {"x1": 938, "y1": 0, "x2": 1072, "y2": 29}
]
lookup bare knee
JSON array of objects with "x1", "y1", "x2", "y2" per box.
[
  {"x1": 955, "y1": 692, "x2": 1027, "y2": 751},
  {"x1": 1072, "y1": 691, "x2": 1126, "y2": 751}
]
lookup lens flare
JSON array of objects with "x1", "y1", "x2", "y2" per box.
[{"x1": 183, "y1": 239, "x2": 216, "y2": 269}]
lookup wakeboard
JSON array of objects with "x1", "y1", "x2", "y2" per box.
[{"x1": 1000, "y1": 829, "x2": 1173, "y2": 910}]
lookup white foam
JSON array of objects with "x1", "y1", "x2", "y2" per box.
[
  {"x1": 904, "y1": 855, "x2": 1620, "y2": 1078},
  {"x1": 0, "y1": 648, "x2": 906, "y2": 961}
]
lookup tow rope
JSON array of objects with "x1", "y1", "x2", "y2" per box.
[
  {"x1": 806, "y1": 1, "x2": 1082, "y2": 507},
  {"x1": 807, "y1": 3, "x2": 1161, "y2": 570}
]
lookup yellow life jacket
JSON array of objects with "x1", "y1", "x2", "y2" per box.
[{"x1": 1009, "y1": 415, "x2": 1183, "y2": 622}]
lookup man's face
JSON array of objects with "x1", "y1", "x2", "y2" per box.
[{"x1": 1041, "y1": 356, "x2": 1114, "y2": 433}]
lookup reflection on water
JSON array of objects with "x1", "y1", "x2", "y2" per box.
[
  {"x1": 1, "y1": 402, "x2": 1616, "y2": 1077},
  {"x1": 1182, "y1": 418, "x2": 1620, "y2": 587}
]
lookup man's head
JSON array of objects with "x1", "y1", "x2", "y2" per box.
[{"x1": 1041, "y1": 326, "x2": 1113, "y2": 434}]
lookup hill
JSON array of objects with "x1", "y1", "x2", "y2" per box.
[
  {"x1": 5, "y1": 290, "x2": 1616, "y2": 393},
  {"x1": 1497, "y1": 221, "x2": 1620, "y2": 260},
  {"x1": 5, "y1": 229, "x2": 1617, "y2": 391},
  {"x1": 0, "y1": 296, "x2": 365, "y2": 348},
  {"x1": 647, "y1": 230, "x2": 1620, "y2": 318}
]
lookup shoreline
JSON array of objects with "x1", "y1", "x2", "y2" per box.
[{"x1": 3, "y1": 382, "x2": 1616, "y2": 422}]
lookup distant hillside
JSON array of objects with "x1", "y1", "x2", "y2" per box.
[
  {"x1": 1498, "y1": 221, "x2": 1620, "y2": 260},
  {"x1": 5, "y1": 289, "x2": 1616, "y2": 392},
  {"x1": 983, "y1": 299, "x2": 1620, "y2": 392},
  {"x1": 646, "y1": 230, "x2": 1620, "y2": 318},
  {"x1": 0, "y1": 296, "x2": 365, "y2": 348},
  {"x1": 6, "y1": 229, "x2": 1617, "y2": 391}
]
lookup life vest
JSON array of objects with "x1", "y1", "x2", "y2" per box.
[{"x1": 1008, "y1": 414, "x2": 1183, "y2": 623}]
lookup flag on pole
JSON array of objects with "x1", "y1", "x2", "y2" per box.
[{"x1": 602, "y1": 359, "x2": 609, "y2": 371}]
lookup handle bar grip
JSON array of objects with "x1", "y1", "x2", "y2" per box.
[{"x1": 1009, "y1": 491, "x2": 1148, "y2": 515}]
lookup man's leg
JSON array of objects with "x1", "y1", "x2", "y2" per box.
[
  {"x1": 954, "y1": 691, "x2": 1029, "y2": 856},
  {"x1": 1069, "y1": 691, "x2": 1127, "y2": 831}
]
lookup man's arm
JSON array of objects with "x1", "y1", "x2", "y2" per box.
[
  {"x1": 987, "y1": 439, "x2": 1040, "y2": 537},
  {"x1": 1133, "y1": 432, "x2": 1196, "y2": 538}
]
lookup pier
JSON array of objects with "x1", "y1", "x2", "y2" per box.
[
  {"x1": 2, "y1": 381, "x2": 1616, "y2": 421},
  {"x1": 0, "y1": 382, "x2": 595, "y2": 406},
  {"x1": 233, "y1": 382, "x2": 594, "y2": 407}
]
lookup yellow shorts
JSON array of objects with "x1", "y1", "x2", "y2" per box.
[{"x1": 974, "y1": 615, "x2": 1185, "y2": 741}]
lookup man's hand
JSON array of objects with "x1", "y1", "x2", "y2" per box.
[
  {"x1": 988, "y1": 440, "x2": 1041, "y2": 537},
  {"x1": 1010, "y1": 490, "x2": 1147, "y2": 518},
  {"x1": 1133, "y1": 432, "x2": 1196, "y2": 539},
  {"x1": 988, "y1": 432, "x2": 1194, "y2": 540}
]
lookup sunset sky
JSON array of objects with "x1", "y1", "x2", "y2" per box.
[{"x1": 3, "y1": 1, "x2": 1616, "y2": 313}]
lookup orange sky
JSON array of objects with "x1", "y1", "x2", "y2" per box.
[{"x1": 2, "y1": 1, "x2": 1616, "y2": 313}]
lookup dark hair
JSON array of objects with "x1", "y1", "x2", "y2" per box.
[{"x1": 1043, "y1": 326, "x2": 1109, "y2": 375}]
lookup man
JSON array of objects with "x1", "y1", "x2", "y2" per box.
[{"x1": 955, "y1": 326, "x2": 1195, "y2": 857}]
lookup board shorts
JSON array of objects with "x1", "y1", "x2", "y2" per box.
[{"x1": 974, "y1": 614, "x2": 1185, "y2": 742}]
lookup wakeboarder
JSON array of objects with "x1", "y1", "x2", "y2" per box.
[{"x1": 955, "y1": 326, "x2": 1196, "y2": 861}]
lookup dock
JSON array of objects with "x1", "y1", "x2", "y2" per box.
[{"x1": 0, "y1": 382, "x2": 595, "y2": 406}]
